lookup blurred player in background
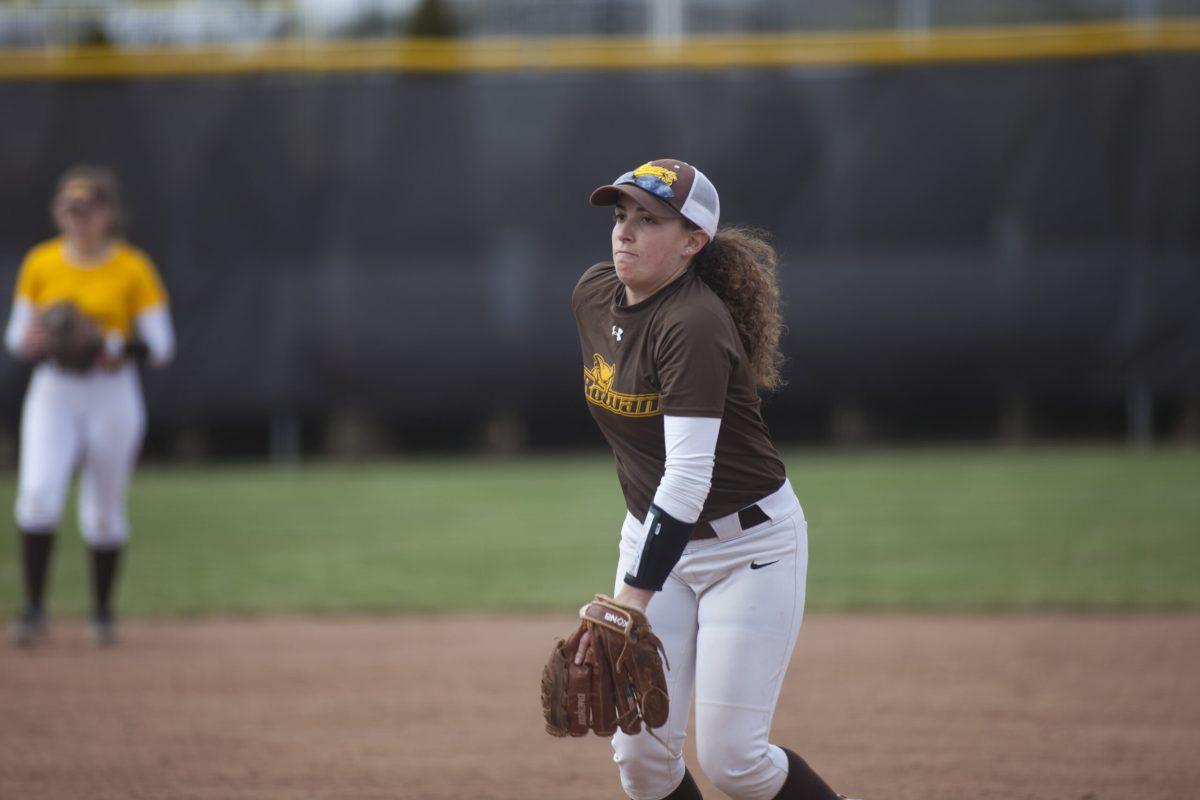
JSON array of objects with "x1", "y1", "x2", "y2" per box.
[
  {"x1": 573, "y1": 159, "x2": 855, "y2": 799},
  {"x1": 6, "y1": 165, "x2": 175, "y2": 647}
]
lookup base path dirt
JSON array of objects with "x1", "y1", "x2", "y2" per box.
[{"x1": 1, "y1": 614, "x2": 1197, "y2": 799}]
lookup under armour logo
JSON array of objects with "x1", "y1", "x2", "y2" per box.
[{"x1": 612, "y1": 326, "x2": 623, "y2": 341}]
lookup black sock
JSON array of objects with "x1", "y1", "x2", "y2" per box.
[
  {"x1": 663, "y1": 769, "x2": 703, "y2": 800},
  {"x1": 772, "y1": 747, "x2": 839, "y2": 800},
  {"x1": 19, "y1": 530, "x2": 55, "y2": 614},
  {"x1": 89, "y1": 546, "x2": 122, "y2": 621}
]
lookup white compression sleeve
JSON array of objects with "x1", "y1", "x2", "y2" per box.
[
  {"x1": 135, "y1": 305, "x2": 176, "y2": 367},
  {"x1": 4, "y1": 298, "x2": 34, "y2": 357},
  {"x1": 651, "y1": 415, "x2": 721, "y2": 524}
]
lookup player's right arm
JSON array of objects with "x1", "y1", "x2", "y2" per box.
[{"x1": 5, "y1": 249, "x2": 47, "y2": 361}]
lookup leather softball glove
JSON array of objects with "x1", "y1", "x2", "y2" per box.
[
  {"x1": 40, "y1": 301, "x2": 102, "y2": 371},
  {"x1": 541, "y1": 594, "x2": 670, "y2": 738}
]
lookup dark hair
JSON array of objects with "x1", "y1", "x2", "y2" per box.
[
  {"x1": 688, "y1": 226, "x2": 786, "y2": 391},
  {"x1": 52, "y1": 164, "x2": 125, "y2": 236}
]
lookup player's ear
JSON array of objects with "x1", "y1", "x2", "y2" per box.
[{"x1": 683, "y1": 228, "x2": 709, "y2": 257}]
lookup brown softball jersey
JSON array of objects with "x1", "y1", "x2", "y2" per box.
[{"x1": 572, "y1": 262, "x2": 786, "y2": 524}]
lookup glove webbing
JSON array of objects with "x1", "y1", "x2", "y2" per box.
[{"x1": 588, "y1": 603, "x2": 678, "y2": 758}]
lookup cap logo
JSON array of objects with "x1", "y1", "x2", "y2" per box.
[
  {"x1": 614, "y1": 163, "x2": 680, "y2": 200},
  {"x1": 632, "y1": 163, "x2": 677, "y2": 186}
]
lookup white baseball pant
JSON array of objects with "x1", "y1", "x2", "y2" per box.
[
  {"x1": 611, "y1": 483, "x2": 808, "y2": 800},
  {"x1": 15, "y1": 363, "x2": 146, "y2": 548}
]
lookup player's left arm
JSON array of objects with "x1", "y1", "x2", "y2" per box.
[
  {"x1": 620, "y1": 415, "x2": 721, "y2": 603},
  {"x1": 620, "y1": 305, "x2": 735, "y2": 605},
  {"x1": 576, "y1": 416, "x2": 721, "y2": 664},
  {"x1": 125, "y1": 252, "x2": 175, "y2": 367},
  {"x1": 129, "y1": 306, "x2": 175, "y2": 367}
]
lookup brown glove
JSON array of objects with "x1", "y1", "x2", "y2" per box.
[
  {"x1": 40, "y1": 301, "x2": 102, "y2": 372},
  {"x1": 542, "y1": 594, "x2": 670, "y2": 739}
]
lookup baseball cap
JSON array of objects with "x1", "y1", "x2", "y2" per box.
[
  {"x1": 57, "y1": 178, "x2": 110, "y2": 212},
  {"x1": 590, "y1": 158, "x2": 720, "y2": 240}
]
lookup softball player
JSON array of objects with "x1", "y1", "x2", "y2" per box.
[
  {"x1": 6, "y1": 165, "x2": 174, "y2": 647},
  {"x1": 573, "y1": 160, "x2": 856, "y2": 800}
]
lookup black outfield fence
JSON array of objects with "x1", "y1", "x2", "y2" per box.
[{"x1": 1, "y1": 43, "x2": 1197, "y2": 452}]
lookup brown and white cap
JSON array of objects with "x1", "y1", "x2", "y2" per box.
[{"x1": 589, "y1": 158, "x2": 720, "y2": 239}]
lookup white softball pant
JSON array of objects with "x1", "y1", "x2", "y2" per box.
[
  {"x1": 15, "y1": 363, "x2": 146, "y2": 548},
  {"x1": 612, "y1": 483, "x2": 808, "y2": 800}
]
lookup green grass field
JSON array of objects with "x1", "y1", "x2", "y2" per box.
[{"x1": 0, "y1": 447, "x2": 1197, "y2": 617}]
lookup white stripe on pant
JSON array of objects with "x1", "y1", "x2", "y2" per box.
[
  {"x1": 15, "y1": 363, "x2": 145, "y2": 547},
  {"x1": 611, "y1": 500, "x2": 808, "y2": 800}
]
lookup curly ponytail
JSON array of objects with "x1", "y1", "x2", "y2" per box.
[{"x1": 689, "y1": 226, "x2": 785, "y2": 391}]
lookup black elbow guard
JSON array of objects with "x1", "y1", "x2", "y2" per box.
[{"x1": 624, "y1": 504, "x2": 696, "y2": 591}]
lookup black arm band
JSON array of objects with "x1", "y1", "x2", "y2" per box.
[
  {"x1": 623, "y1": 503, "x2": 696, "y2": 591},
  {"x1": 123, "y1": 339, "x2": 150, "y2": 364}
]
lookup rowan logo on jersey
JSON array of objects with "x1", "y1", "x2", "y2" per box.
[{"x1": 583, "y1": 354, "x2": 661, "y2": 418}]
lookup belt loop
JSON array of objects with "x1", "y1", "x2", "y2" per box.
[{"x1": 708, "y1": 513, "x2": 743, "y2": 541}]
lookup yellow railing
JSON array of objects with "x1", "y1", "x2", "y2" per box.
[{"x1": 1, "y1": 19, "x2": 1198, "y2": 80}]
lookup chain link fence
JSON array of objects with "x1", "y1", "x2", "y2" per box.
[{"x1": 1, "y1": 0, "x2": 1197, "y2": 48}]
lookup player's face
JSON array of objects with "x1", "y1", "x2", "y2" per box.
[
  {"x1": 611, "y1": 199, "x2": 704, "y2": 301},
  {"x1": 55, "y1": 194, "x2": 114, "y2": 251}
]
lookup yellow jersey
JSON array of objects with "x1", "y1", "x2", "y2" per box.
[{"x1": 14, "y1": 237, "x2": 168, "y2": 338}]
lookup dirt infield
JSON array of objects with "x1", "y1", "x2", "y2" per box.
[{"x1": 1, "y1": 614, "x2": 1197, "y2": 800}]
